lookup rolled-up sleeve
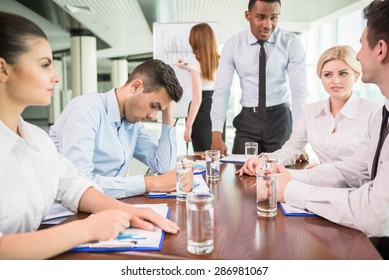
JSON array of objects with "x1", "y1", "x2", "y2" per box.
[{"x1": 56, "y1": 154, "x2": 101, "y2": 212}]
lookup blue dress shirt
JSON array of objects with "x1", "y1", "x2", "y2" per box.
[
  {"x1": 49, "y1": 89, "x2": 177, "y2": 198},
  {"x1": 211, "y1": 28, "x2": 309, "y2": 131}
]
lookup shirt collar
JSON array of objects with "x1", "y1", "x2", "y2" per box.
[
  {"x1": 314, "y1": 93, "x2": 360, "y2": 119},
  {"x1": 106, "y1": 89, "x2": 121, "y2": 125},
  {"x1": 106, "y1": 88, "x2": 135, "y2": 130},
  {"x1": 339, "y1": 93, "x2": 360, "y2": 120},
  {"x1": 0, "y1": 117, "x2": 31, "y2": 161},
  {"x1": 248, "y1": 27, "x2": 278, "y2": 46}
]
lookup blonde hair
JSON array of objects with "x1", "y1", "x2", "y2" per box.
[
  {"x1": 189, "y1": 23, "x2": 219, "y2": 81},
  {"x1": 316, "y1": 45, "x2": 361, "y2": 78}
]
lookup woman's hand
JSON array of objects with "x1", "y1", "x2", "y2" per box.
[
  {"x1": 184, "y1": 126, "x2": 192, "y2": 143},
  {"x1": 236, "y1": 158, "x2": 263, "y2": 176}
]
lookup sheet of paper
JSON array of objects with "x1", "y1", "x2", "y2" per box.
[
  {"x1": 220, "y1": 154, "x2": 251, "y2": 164},
  {"x1": 73, "y1": 204, "x2": 169, "y2": 250},
  {"x1": 279, "y1": 203, "x2": 318, "y2": 217},
  {"x1": 149, "y1": 174, "x2": 209, "y2": 197},
  {"x1": 42, "y1": 202, "x2": 74, "y2": 225},
  {"x1": 181, "y1": 158, "x2": 206, "y2": 174}
]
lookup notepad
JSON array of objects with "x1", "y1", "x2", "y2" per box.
[
  {"x1": 220, "y1": 154, "x2": 251, "y2": 164},
  {"x1": 148, "y1": 174, "x2": 210, "y2": 198},
  {"x1": 69, "y1": 203, "x2": 169, "y2": 252},
  {"x1": 279, "y1": 202, "x2": 318, "y2": 217}
]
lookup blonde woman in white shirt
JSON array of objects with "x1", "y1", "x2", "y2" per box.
[
  {"x1": 237, "y1": 45, "x2": 379, "y2": 175},
  {"x1": 0, "y1": 12, "x2": 178, "y2": 260}
]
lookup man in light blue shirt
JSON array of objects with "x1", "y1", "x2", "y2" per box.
[
  {"x1": 211, "y1": 0, "x2": 308, "y2": 155},
  {"x1": 49, "y1": 59, "x2": 183, "y2": 198}
]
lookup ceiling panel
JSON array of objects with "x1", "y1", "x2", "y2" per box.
[
  {"x1": 174, "y1": 0, "x2": 247, "y2": 44},
  {"x1": 0, "y1": 0, "x2": 70, "y2": 51},
  {"x1": 52, "y1": 0, "x2": 153, "y2": 57},
  {"x1": 1, "y1": 0, "x2": 370, "y2": 69}
]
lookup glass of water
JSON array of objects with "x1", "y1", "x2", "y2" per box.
[
  {"x1": 176, "y1": 161, "x2": 194, "y2": 202},
  {"x1": 256, "y1": 155, "x2": 278, "y2": 218},
  {"x1": 205, "y1": 150, "x2": 220, "y2": 181},
  {"x1": 245, "y1": 142, "x2": 258, "y2": 158},
  {"x1": 186, "y1": 192, "x2": 215, "y2": 254}
]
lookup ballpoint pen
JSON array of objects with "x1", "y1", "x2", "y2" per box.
[{"x1": 88, "y1": 239, "x2": 138, "y2": 248}]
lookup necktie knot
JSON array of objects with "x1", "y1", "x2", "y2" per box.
[{"x1": 258, "y1": 40, "x2": 265, "y2": 47}]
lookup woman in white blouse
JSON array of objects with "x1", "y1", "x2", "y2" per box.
[
  {"x1": 0, "y1": 12, "x2": 178, "y2": 260},
  {"x1": 237, "y1": 45, "x2": 379, "y2": 175},
  {"x1": 177, "y1": 23, "x2": 224, "y2": 151}
]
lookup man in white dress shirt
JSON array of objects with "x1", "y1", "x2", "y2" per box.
[
  {"x1": 210, "y1": 0, "x2": 308, "y2": 155},
  {"x1": 276, "y1": 0, "x2": 389, "y2": 259}
]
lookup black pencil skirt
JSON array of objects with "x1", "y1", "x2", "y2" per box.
[{"x1": 188, "y1": 90, "x2": 225, "y2": 152}]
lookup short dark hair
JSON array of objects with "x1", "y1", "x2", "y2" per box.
[
  {"x1": 0, "y1": 12, "x2": 47, "y2": 65},
  {"x1": 363, "y1": 0, "x2": 389, "y2": 48},
  {"x1": 128, "y1": 59, "x2": 183, "y2": 103},
  {"x1": 248, "y1": 0, "x2": 281, "y2": 11}
]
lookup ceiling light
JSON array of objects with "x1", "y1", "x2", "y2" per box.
[{"x1": 65, "y1": 5, "x2": 93, "y2": 14}]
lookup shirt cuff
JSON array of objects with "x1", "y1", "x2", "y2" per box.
[
  {"x1": 97, "y1": 175, "x2": 146, "y2": 198},
  {"x1": 284, "y1": 179, "x2": 313, "y2": 209},
  {"x1": 212, "y1": 120, "x2": 225, "y2": 132},
  {"x1": 123, "y1": 175, "x2": 146, "y2": 197},
  {"x1": 288, "y1": 168, "x2": 310, "y2": 182},
  {"x1": 161, "y1": 123, "x2": 176, "y2": 138}
]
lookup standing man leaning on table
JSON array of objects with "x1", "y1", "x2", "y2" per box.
[
  {"x1": 49, "y1": 59, "x2": 183, "y2": 199},
  {"x1": 210, "y1": 0, "x2": 308, "y2": 155},
  {"x1": 273, "y1": 0, "x2": 389, "y2": 259}
]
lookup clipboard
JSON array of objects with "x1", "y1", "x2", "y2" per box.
[
  {"x1": 69, "y1": 204, "x2": 170, "y2": 252},
  {"x1": 279, "y1": 202, "x2": 318, "y2": 217}
]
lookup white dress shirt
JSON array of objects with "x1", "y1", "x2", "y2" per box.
[
  {"x1": 188, "y1": 58, "x2": 215, "y2": 90},
  {"x1": 0, "y1": 118, "x2": 96, "y2": 235},
  {"x1": 272, "y1": 94, "x2": 379, "y2": 166},
  {"x1": 49, "y1": 90, "x2": 176, "y2": 198},
  {"x1": 211, "y1": 28, "x2": 308, "y2": 132},
  {"x1": 285, "y1": 99, "x2": 389, "y2": 237}
]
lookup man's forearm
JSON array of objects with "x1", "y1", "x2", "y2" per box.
[{"x1": 162, "y1": 103, "x2": 174, "y2": 127}]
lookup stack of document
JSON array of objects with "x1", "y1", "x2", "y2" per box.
[{"x1": 70, "y1": 203, "x2": 169, "y2": 252}]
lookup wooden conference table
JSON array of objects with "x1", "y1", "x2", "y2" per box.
[{"x1": 52, "y1": 158, "x2": 381, "y2": 260}]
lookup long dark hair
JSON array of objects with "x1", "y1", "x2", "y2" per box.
[
  {"x1": 189, "y1": 23, "x2": 219, "y2": 81},
  {"x1": 0, "y1": 11, "x2": 47, "y2": 65}
]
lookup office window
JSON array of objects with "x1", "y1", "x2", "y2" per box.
[{"x1": 337, "y1": 9, "x2": 363, "y2": 51}]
